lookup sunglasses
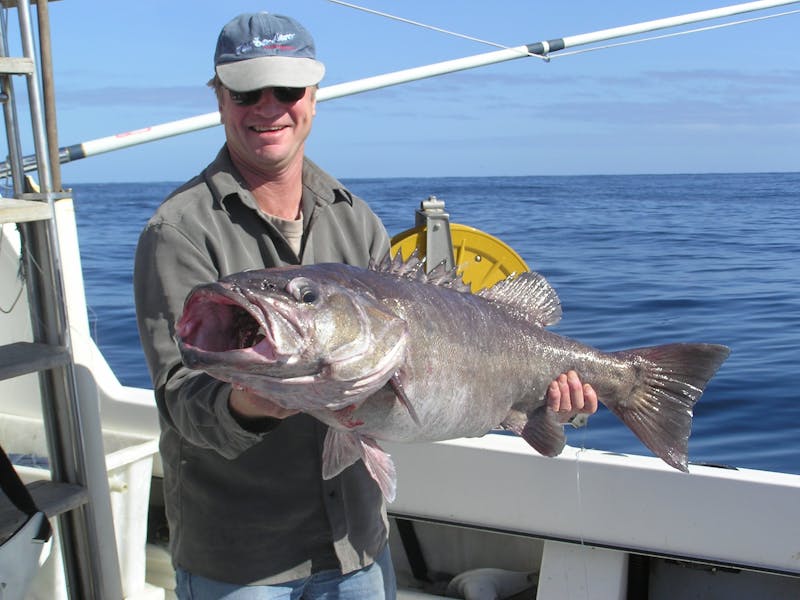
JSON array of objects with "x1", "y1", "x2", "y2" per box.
[{"x1": 227, "y1": 86, "x2": 306, "y2": 106}]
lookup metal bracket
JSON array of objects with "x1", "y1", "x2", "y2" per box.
[{"x1": 414, "y1": 196, "x2": 455, "y2": 272}]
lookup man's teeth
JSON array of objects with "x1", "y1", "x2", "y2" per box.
[{"x1": 253, "y1": 126, "x2": 284, "y2": 132}]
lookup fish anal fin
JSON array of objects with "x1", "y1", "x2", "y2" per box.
[
  {"x1": 322, "y1": 429, "x2": 397, "y2": 502},
  {"x1": 517, "y1": 405, "x2": 567, "y2": 458}
]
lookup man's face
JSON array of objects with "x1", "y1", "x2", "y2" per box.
[{"x1": 219, "y1": 84, "x2": 317, "y2": 179}]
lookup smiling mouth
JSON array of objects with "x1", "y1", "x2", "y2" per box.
[{"x1": 251, "y1": 125, "x2": 286, "y2": 133}]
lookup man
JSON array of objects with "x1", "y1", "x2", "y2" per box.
[{"x1": 134, "y1": 11, "x2": 597, "y2": 599}]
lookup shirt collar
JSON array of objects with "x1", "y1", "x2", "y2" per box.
[{"x1": 203, "y1": 146, "x2": 354, "y2": 214}]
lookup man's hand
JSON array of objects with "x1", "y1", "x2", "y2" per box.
[
  {"x1": 546, "y1": 370, "x2": 598, "y2": 424},
  {"x1": 229, "y1": 385, "x2": 299, "y2": 421}
]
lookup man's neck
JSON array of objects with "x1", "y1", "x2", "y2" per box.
[{"x1": 236, "y1": 155, "x2": 305, "y2": 220}]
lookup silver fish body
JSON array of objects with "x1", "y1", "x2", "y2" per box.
[{"x1": 177, "y1": 254, "x2": 730, "y2": 501}]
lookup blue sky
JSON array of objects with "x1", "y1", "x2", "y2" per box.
[{"x1": 15, "y1": 0, "x2": 800, "y2": 182}]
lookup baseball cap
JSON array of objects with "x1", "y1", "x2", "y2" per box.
[{"x1": 214, "y1": 12, "x2": 325, "y2": 92}]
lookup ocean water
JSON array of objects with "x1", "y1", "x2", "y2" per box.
[{"x1": 68, "y1": 172, "x2": 800, "y2": 475}]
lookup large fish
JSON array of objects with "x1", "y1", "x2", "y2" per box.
[{"x1": 176, "y1": 253, "x2": 730, "y2": 501}]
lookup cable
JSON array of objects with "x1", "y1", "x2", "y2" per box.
[
  {"x1": 552, "y1": 9, "x2": 800, "y2": 59},
  {"x1": 326, "y1": 0, "x2": 546, "y2": 59},
  {"x1": 328, "y1": 0, "x2": 799, "y2": 63}
]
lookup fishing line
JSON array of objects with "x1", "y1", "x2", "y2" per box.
[
  {"x1": 82, "y1": 301, "x2": 100, "y2": 349},
  {"x1": 545, "y1": 9, "x2": 800, "y2": 60},
  {"x1": 326, "y1": 0, "x2": 546, "y2": 59},
  {"x1": 573, "y1": 422, "x2": 591, "y2": 597},
  {"x1": 327, "y1": 0, "x2": 798, "y2": 63}
]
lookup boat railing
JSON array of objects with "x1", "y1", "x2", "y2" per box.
[{"x1": 0, "y1": 0, "x2": 123, "y2": 597}]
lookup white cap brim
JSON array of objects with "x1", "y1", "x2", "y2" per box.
[{"x1": 216, "y1": 56, "x2": 325, "y2": 91}]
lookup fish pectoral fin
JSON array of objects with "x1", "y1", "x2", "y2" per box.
[
  {"x1": 519, "y1": 406, "x2": 566, "y2": 458},
  {"x1": 322, "y1": 429, "x2": 363, "y2": 480},
  {"x1": 321, "y1": 429, "x2": 398, "y2": 503},
  {"x1": 389, "y1": 371, "x2": 421, "y2": 427}
]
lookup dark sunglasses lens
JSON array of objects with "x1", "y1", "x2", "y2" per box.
[
  {"x1": 229, "y1": 89, "x2": 262, "y2": 106},
  {"x1": 228, "y1": 87, "x2": 306, "y2": 106},
  {"x1": 273, "y1": 87, "x2": 306, "y2": 103}
]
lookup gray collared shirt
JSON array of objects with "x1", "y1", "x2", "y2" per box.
[{"x1": 134, "y1": 147, "x2": 391, "y2": 584}]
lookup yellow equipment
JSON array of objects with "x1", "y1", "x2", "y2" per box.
[{"x1": 389, "y1": 198, "x2": 529, "y2": 292}]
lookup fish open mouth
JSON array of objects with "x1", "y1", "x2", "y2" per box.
[{"x1": 175, "y1": 285, "x2": 278, "y2": 362}]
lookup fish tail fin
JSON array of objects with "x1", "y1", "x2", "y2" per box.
[
  {"x1": 607, "y1": 343, "x2": 730, "y2": 471},
  {"x1": 322, "y1": 429, "x2": 397, "y2": 502}
]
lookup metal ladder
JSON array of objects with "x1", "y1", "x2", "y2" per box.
[{"x1": 0, "y1": 0, "x2": 122, "y2": 597}]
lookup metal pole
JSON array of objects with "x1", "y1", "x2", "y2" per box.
[
  {"x1": 15, "y1": 0, "x2": 51, "y2": 192},
  {"x1": 35, "y1": 0, "x2": 62, "y2": 192},
  {"x1": 0, "y1": 10, "x2": 27, "y2": 192}
]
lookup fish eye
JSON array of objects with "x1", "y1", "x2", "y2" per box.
[{"x1": 287, "y1": 278, "x2": 318, "y2": 304}]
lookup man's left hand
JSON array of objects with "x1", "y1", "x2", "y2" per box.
[{"x1": 547, "y1": 370, "x2": 598, "y2": 424}]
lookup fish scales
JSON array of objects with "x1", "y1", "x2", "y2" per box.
[{"x1": 176, "y1": 253, "x2": 730, "y2": 501}]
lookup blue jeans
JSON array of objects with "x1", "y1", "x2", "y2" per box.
[{"x1": 175, "y1": 545, "x2": 396, "y2": 599}]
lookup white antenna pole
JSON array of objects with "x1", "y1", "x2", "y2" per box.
[{"x1": 4, "y1": 0, "x2": 797, "y2": 175}]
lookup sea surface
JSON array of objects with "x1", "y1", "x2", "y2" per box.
[{"x1": 68, "y1": 172, "x2": 800, "y2": 475}]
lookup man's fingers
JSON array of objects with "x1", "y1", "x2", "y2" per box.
[{"x1": 565, "y1": 370, "x2": 585, "y2": 412}]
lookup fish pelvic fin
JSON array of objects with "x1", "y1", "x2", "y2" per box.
[
  {"x1": 322, "y1": 429, "x2": 397, "y2": 502},
  {"x1": 478, "y1": 271, "x2": 562, "y2": 327},
  {"x1": 608, "y1": 343, "x2": 731, "y2": 472},
  {"x1": 322, "y1": 428, "x2": 362, "y2": 480},
  {"x1": 504, "y1": 406, "x2": 567, "y2": 458},
  {"x1": 361, "y1": 437, "x2": 397, "y2": 503}
]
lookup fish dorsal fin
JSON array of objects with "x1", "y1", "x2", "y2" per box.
[
  {"x1": 478, "y1": 271, "x2": 562, "y2": 327},
  {"x1": 372, "y1": 250, "x2": 470, "y2": 293}
]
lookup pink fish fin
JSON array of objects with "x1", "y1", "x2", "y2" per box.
[
  {"x1": 321, "y1": 428, "x2": 363, "y2": 480},
  {"x1": 389, "y1": 372, "x2": 421, "y2": 427},
  {"x1": 518, "y1": 405, "x2": 566, "y2": 457},
  {"x1": 321, "y1": 429, "x2": 397, "y2": 502},
  {"x1": 360, "y1": 436, "x2": 397, "y2": 503}
]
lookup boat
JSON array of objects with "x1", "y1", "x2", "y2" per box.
[{"x1": 1, "y1": 1, "x2": 799, "y2": 598}]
